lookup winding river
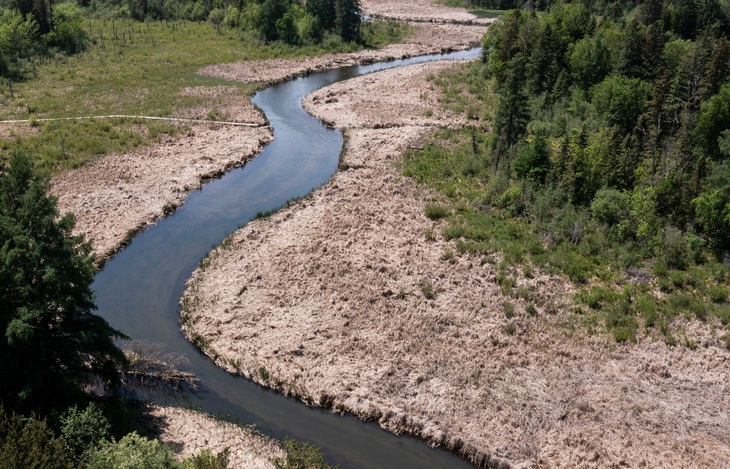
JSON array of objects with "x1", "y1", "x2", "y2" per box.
[{"x1": 93, "y1": 47, "x2": 480, "y2": 468}]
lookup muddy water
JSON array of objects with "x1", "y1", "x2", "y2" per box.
[{"x1": 93, "y1": 48, "x2": 480, "y2": 468}]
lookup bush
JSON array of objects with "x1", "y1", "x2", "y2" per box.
[
  {"x1": 591, "y1": 188, "x2": 631, "y2": 238},
  {"x1": 424, "y1": 204, "x2": 450, "y2": 220},
  {"x1": 0, "y1": 406, "x2": 73, "y2": 468},
  {"x1": 185, "y1": 448, "x2": 229, "y2": 469},
  {"x1": 498, "y1": 185, "x2": 524, "y2": 215},
  {"x1": 45, "y1": 3, "x2": 88, "y2": 54},
  {"x1": 274, "y1": 438, "x2": 335, "y2": 469},
  {"x1": 60, "y1": 403, "x2": 110, "y2": 462},
  {"x1": 658, "y1": 226, "x2": 694, "y2": 270},
  {"x1": 87, "y1": 432, "x2": 178, "y2": 469}
]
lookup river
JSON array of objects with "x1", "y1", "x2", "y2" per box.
[{"x1": 93, "y1": 47, "x2": 480, "y2": 468}]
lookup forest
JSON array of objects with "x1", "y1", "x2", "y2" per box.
[{"x1": 404, "y1": 0, "x2": 730, "y2": 344}]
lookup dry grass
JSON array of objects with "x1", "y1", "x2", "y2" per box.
[
  {"x1": 145, "y1": 405, "x2": 284, "y2": 468},
  {"x1": 50, "y1": 120, "x2": 272, "y2": 262},
  {"x1": 181, "y1": 62, "x2": 730, "y2": 467}
]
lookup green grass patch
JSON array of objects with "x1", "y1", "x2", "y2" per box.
[
  {"x1": 2, "y1": 18, "x2": 411, "y2": 172},
  {"x1": 0, "y1": 118, "x2": 178, "y2": 174},
  {"x1": 433, "y1": 0, "x2": 507, "y2": 18},
  {"x1": 424, "y1": 203, "x2": 450, "y2": 220}
]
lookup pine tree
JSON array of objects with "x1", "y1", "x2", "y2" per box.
[
  {"x1": 0, "y1": 152, "x2": 126, "y2": 415},
  {"x1": 335, "y1": 0, "x2": 361, "y2": 43},
  {"x1": 306, "y1": 0, "x2": 336, "y2": 30}
]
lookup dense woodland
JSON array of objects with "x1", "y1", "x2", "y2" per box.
[
  {"x1": 482, "y1": 0, "x2": 730, "y2": 260},
  {"x1": 400, "y1": 0, "x2": 730, "y2": 344}
]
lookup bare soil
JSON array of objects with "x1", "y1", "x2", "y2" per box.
[
  {"x1": 145, "y1": 405, "x2": 284, "y2": 468},
  {"x1": 181, "y1": 62, "x2": 730, "y2": 468}
]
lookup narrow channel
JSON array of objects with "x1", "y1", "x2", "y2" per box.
[{"x1": 93, "y1": 48, "x2": 480, "y2": 469}]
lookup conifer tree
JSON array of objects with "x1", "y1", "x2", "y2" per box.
[{"x1": 0, "y1": 152, "x2": 126, "y2": 415}]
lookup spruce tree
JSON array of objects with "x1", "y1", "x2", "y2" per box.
[
  {"x1": 335, "y1": 0, "x2": 361, "y2": 43},
  {"x1": 0, "y1": 152, "x2": 126, "y2": 415}
]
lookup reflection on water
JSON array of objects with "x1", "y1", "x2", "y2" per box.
[{"x1": 93, "y1": 48, "x2": 480, "y2": 469}]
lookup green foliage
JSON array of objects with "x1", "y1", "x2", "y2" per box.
[
  {"x1": 60, "y1": 403, "x2": 110, "y2": 462},
  {"x1": 0, "y1": 406, "x2": 73, "y2": 468},
  {"x1": 0, "y1": 152, "x2": 127, "y2": 415},
  {"x1": 590, "y1": 76, "x2": 652, "y2": 131},
  {"x1": 421, "y1": 282, "x2": 436, "y2": 300},
  {"x1": 274, "y1": 437, "x2": 336, "y2": 469},
  {"x1": 183, "y1": 448, "x2": 229, "y2": 469},
  {"x1": 513, "y1": 130, "x2": 550, "y2": 183},
  {"x1": 86, "y1": 432, "x2": 178, "y2": 469},
  {"x1": 45, "y1": 3, "x2": 88, "y2": 54},
  {"x1": 335, "y1": 0, "x2": 361, "y2": 43},
  {"x1": 409, "y1": 0, "x2": 730, "y2": 344},
  {"x1": 0, "y1": 9, "x2": 39, "y2": 80},
  {"x1": 424, "y1": 203, "x2": 450, "y2": 220}
]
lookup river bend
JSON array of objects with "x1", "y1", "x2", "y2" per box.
[{"x1": 93, "y1": 48, "x2": 479, "y2": 468}]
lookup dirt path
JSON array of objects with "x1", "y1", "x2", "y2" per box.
[{"x1": 181, "y1": 61, "x2": 730, "y2": 468}]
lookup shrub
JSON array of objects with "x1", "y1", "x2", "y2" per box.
[
  {"x1": 591, "y1": 188, "x2": 631, "y2": 238},
  {"x1": 60, "y1": 403, "x2": 110, "y2": 462},
  {"x1": 45, "y1": 3, "x2": 88, "y2": 54},
  {"x1": 274, "y1": 438, "x2": 335, "y2": 469},
  {"x1": 86, "y1": 432, "x2": 178, "y2": 469},
  {"x1": 424, "y1": 204, "x2": 450, "y2": 220},
  {"x1": 185, "y1": 448, "x2": 229, "y2": 469},
  {"x1": 0, "y1": 407, "x2": 73, "y2": 468},
  {"x1": 709, "y1": 285, "x2": 730, "y2": 303},
  {"x1": 498, "y1": 186, "x2": 524, "y2": 216}
]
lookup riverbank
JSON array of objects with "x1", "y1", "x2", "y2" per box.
[
  {"x1": 181, "y1": 61, "x2": 730, "y2": 467},
  {"x1": 200, "y1": 21, "x2": 487, "y2": 85},
  {"x1": 145, "y1": 405, "x2": 284, "y2": 467},
  {"x1": 41, "y1": 3, "x2": 495, "y2": 464},
  {"x1": 49, "y1": 19, "x2": 487, "y2": 263},
  {"x1": 50, "y1": 108, "x2": 271, "y2": 262}
]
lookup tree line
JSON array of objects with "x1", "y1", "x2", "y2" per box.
[
  {"x1": 0, "y1": 0, "x2": 363, "y2": 82},
  {"x1": 479, "y1": 0, "x2": 730, "y2": 266}
]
